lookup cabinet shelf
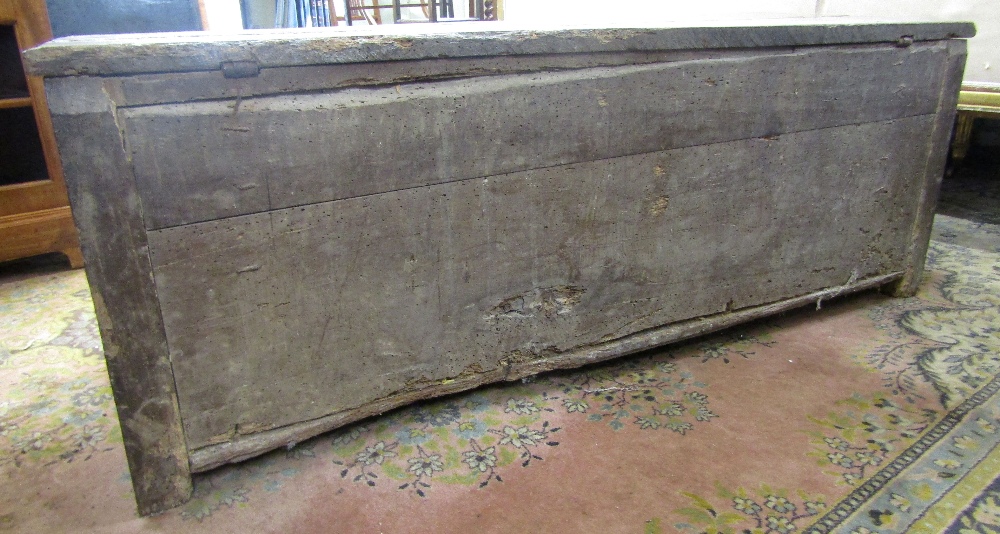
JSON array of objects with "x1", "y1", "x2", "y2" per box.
[{"x1": 0, "y1": 106, "x2": 48, "y2": 185}]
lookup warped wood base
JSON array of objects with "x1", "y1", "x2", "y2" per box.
[{"x1": 189, "y1": 270, "x2": 902, "y2": 472}]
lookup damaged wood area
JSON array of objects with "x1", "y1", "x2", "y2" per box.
[{"x1": 188, "y1": 269, "x2": 902, "y2": 472}]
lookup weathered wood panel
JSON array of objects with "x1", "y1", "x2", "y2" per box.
[
  {"x1": 22, "y1": 21, "x2": 974, "y2": 77},
  {"x1": 108, "y1": 50, "x2": 752, "y2": 107},
  {"x1": 147, "y1": 115, "x2": 934, "y2": 449},
  {"x1": 45, "y1": 78, "x2": 191, "y2": 515},
  {"x1": 887, "y1": 39, "x2": 967, "y2": 296},
  {"x1": 125, "y1": 43, "x2": 947, "y2": 229},
  {"x1": 189, "y1": 270, "x2": 903, "y2": 472}
]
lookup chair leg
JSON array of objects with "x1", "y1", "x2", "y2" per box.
[{"x1": 951, "y1": 113, "x2": 974, "y2": 164}]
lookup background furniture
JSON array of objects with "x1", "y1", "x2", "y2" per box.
[
  {"x1": 258, "y1": 0, "x2": 497, "y2": 29},
  {"x1": 0, "y1": 0, "x2": 80, "y2": 267},
  {"x1": 46, "y1": 0, "x2": 202, "y2": 37},
  {"x1": 951, "y1": 82, "x2": 1000, "y2": 163}
]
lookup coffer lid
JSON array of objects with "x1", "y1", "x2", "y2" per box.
[{"x1": 23, "y1": 18, "x2": 975, "y2": 78}]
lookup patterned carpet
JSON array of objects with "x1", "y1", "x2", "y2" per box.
[{"x1": 1, "y1": 174, "x2": 999, "y2": 532}]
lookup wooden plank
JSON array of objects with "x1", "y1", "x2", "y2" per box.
[
  {"x1": 125, "y1": 43, "x2": 948, "y2": 229},
  {"x1": 110, "y1": 50, "x2": 757, "y2": 107},
  {"x1": 45, "y1": 80, "x2": 191, "y2": 515},
  {"x1": 885, "y1": 39, "x2": 967, "y2": 297},
  {"x1": 22, "y1": 20, "x2": 975, "y2": 77},
  {"x1": 147, "y1": 115, "x2": 934, "y2": 450},
  {"x1": 189, "y1": 270, "x2": 903, "y2": 472},
  {"x1": 0, "y1": 179, "x2": 68, "y2": 217}
]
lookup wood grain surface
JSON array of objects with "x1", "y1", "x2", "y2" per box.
[
  {"x1": 124, "y1": 44, "x2": 947, "y2": 229},
  {"x1": 147, "y1": 116, "x2": 934, "y2": 449},
  {"x1": 47, "y1": 88, "x2": 191, "y2": 515}
]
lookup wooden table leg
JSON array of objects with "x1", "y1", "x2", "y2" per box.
[{"x1": 63, "y1": 246, "x2": 84, "y2": 268}]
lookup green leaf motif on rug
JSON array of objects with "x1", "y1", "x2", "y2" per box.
[
  {"x1": 672, "y1": 483, "x2": 827, "y2": 533},
  {"x1": 908, "y1": 306, "x2": 1000, "y2": 409},
  {"x1": 806, "y1": 392, "x2": 938, "y2": 487},
  {"x1": 860, "y1": 242, "x2": 1000, "y2": 410}
]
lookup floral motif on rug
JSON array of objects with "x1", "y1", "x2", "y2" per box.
[{"x1": 326, "y1": 348, "x2": 726, "y2": 497}]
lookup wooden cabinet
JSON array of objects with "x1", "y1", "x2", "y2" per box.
[{"x1": 0, "y1": 0, "x2": 81, "y2": 267}]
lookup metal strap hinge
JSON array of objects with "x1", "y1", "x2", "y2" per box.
[{"x1": 221, "y1": 60, "x2": 261, "y2": 79}]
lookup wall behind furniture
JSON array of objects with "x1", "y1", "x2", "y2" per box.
[
  {"x1": 201, "y1": 0, "x2": 244, "y2": 31},
  {"x1": 45, "y1": 0, "x2": 202, "y2": 37},
  {"x1": 502, "y1": 0, "x2": 816, "y2": 25}
]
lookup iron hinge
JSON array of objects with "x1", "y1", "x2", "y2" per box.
[{"x1": 221, "y1": 60, "x2": 261, "y2": 79}]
